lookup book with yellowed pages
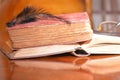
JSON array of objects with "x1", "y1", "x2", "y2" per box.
[
  {"x1": 7, "y1": 12, "x2": 92, "y2": 49},
  {"x1": 0, "y1": 12, "x2": 93, "y2": 59},
  {"x1": 1, "y1": 11, "x2": 120, "y2": 59}
]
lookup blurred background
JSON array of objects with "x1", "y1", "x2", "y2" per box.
[
  {"x1": 0, "y1": 0, "x2": 120, "y2": 31},
  {"x1": 92, "y1": 0, "x2": 120, "y2": 30}
]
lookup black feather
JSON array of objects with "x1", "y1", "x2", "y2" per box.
[{"x1": 6, "y1": 6, "x2": 70, "y2": 27}]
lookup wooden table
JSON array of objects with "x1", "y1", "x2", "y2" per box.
[{"x1": 0, "y1": 51, "x2": 120, "y2": 80}]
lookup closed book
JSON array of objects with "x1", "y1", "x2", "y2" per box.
[{"x1": 7, "y1": 12, "x2": 92, "y2": 49}]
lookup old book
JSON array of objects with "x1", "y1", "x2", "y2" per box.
[
  {"x1": 1, "y1": 11, "x2": 120, "y2": 59},
  {"x1": 7, "y1": 12, "x2": 92, "y2": 49},
  {"x1": 0, "y1": 12, "x2": 94, "y2": 59}
]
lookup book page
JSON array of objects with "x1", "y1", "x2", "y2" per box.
[
  {"x1": 81, "y1": 34, "x2": 120, "y2": 54},
  {"x1": 12, "y1": 44, "x2": 80, "y2": 59}
]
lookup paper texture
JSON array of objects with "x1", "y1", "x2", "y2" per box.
[
  {"x1": 12, "y1": 44, "x2": 80, "y2": 59},
  {"x1": 81, "y1": 34, "x2": 120, "y2": 54},
  {"x1": 7, "y1": 12, "x2": 92, "y2": 49}
]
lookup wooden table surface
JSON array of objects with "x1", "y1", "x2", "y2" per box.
[{"x1": 0, "y1": 51, "x2": 120, "y2": 80}]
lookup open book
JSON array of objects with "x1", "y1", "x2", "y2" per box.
[
  {"x1": 10, "y1": 33, "x2": 120, "y2": 59},
  {"x1": 1, "y1": 32, "x2": 120, "y2": 59}
]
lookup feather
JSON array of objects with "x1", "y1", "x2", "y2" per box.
[{"x1": 6, "y1": 6, "x2": 70, "y2": 27}]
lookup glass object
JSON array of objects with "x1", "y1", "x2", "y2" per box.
[
  {"x1": 97, "y1": 21, "x2": 120, "y2": 35},
  {"x1": 92, "y1": 0, "x2": 120, "y2": 31}
]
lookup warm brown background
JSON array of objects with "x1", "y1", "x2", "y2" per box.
[{"x1": 0, "y1": 0, "x2": 92, "y2": 30}]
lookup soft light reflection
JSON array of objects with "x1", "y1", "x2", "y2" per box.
[
  {"x1": 81, "y1": 56, "x2": 120, "y2": 74},
  {"x1": 10, "y1": 56, "x2": 120, "y2": 80}
]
